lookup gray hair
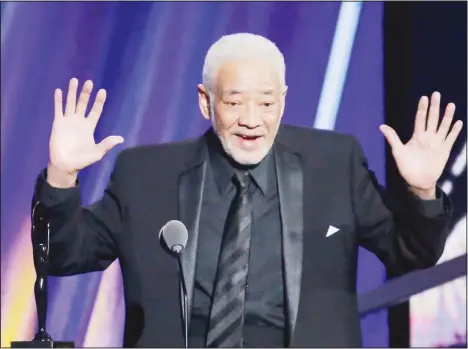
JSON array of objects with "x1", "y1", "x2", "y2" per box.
[{"x1": 202, "y1": 33, "x2": 286, "y2": 94}]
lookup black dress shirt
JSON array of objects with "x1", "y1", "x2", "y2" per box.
[{"x1": 189, "y1": 133, "x2": 286, "y2": 347}]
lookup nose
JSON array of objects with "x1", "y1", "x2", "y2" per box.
[{"x1": 238, "y1": 104, "x2": 261, "y2": 129}]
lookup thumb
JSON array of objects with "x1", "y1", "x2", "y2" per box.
[
  {"x1": 97, "y1": 135, "x2": 125, "y2": 155},
  {"x1": 379, "y1": 125, "x2": 403, "y2": 150}
]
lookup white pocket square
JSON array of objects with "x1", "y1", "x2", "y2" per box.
[{"x1": 326, "y1": 225, "x2": 340, "y2": 237}]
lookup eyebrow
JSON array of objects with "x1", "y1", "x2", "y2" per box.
[{"x1": 223, "y1": 89, "x2": 243, "y2": 96}]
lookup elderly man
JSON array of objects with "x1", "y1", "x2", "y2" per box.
[{"x1": 35, "y1": 33, "x2": 461, "y2": 347}]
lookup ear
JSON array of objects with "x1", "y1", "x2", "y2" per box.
[{"x1": 197, "y1": 84, "x2": 211, "y2": 120}]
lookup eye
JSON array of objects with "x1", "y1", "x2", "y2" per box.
[
  {"x1": 225, "y1": 100, "x2": 240, "y2": 107},
  {"x1": 263, "y1": 102, "x2": 275, "y2": 107}
]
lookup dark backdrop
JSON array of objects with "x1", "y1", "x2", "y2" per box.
[{"x1": 384, "y1": 2, "x2": 467, "y2": 347}]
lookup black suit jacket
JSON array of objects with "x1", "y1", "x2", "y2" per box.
[{"x1": 34, "y1": 124, "x2": 452, "y2": 347}]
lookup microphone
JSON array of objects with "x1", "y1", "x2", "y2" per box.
[
  {"x1": 159, "y1": 220, "x2": 189, "y2": 348},
  {"x1": 159, "y1": 220, "x2": 188, "y2": 254}
]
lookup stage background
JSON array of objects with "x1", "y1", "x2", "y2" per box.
[
  {"x1": 384, "y1": 2, "x2": 467, "y2": 347},
  {"x1": 8, "y1": 1, "x2": 466, "y2": 347}
]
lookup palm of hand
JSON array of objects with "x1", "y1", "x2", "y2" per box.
[
  {"x1": 50, "y1": 78, "x2": 124, "y2": 173},
  {"x1": 50, "y1": 116, "x2": 100, "y2": 172},
  {"x1": 392, "y1": 135, "x2": 449, "y2": 190},
  {"x1": 380, "y1": 92, "x2": 463, "y2": 193}
]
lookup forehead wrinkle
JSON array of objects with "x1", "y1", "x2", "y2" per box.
[{"x1": 222, "y1": 88, "x2": 276, "y2": 96}]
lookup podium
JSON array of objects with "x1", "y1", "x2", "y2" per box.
[{"x1": 10, "y1": 201, "x2": 75, "y2": 348}]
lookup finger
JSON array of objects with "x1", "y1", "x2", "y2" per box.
[
  {"x1": 65, "y1": 78, "x2": 79, "y2": 116},
  {"x1": 437, "y1": 102, "x2": 456, "y2": 139},
  {"x1": 87, "y1": 89, "x2": 107, "y2": 124},
  {"x1": 426, "y1": 91, "x2": 441, "y2": 133},
  {"x1": 97, "y1": 135, "x2": 125, "y2": 156},
  {"x1": 414, "y1": 96, "x2": 428, "y2": 135},
  {"x1": 54, "y1": 89, "x2": 63, "y2": 118},
  {"x1": 445, "y1": 120, "x2": 464, "y2": 150},
  {"x1": 75, "y1": 80, "x2": 94, "y2": 116},
  {"x1": 379, "y1": 124, "x2": 403, "y2": 150}
]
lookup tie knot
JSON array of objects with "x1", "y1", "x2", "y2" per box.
[{"x1": 233, "y1": 171, "x2": 250, "y2": 190}]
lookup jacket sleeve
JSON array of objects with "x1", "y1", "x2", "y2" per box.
[
  {"x1": 33, "y1": 154, "x2": 126, "y2": 276},
  {"x1": 350, "y1": 137, "x2": 453, "y2": 274}
]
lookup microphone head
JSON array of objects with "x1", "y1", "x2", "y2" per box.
[{"x1": 159, "y1": 220, "x2": 188, "y2": 254}]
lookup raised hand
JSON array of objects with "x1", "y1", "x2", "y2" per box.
[
  {"x1": 379, "y1": 92, "x2": 463, "y2": 199},
  {"x1": 48, "y1": 78, "x2": 124, "y2": 187}
]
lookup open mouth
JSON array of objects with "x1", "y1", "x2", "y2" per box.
[
  {"x1": 234, "y1": 134, "x2": 263, "y2": 149},
  {"x1": 236, "y1": 134, "x2": 262, "y2": 141}
]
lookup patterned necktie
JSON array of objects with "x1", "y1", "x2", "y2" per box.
[{"x1": 206, "y1": 171, "x2": 253, "y2": 348}]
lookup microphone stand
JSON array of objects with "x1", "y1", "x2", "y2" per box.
[{"x1": 173, "y1": 246, "x2": 189, "y2": 348}]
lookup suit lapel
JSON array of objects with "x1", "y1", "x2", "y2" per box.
[
  {"x1": 178, "y1": 137, "x2": 208, "y2": 328},
  {"x1": 275, "y1": 143, "x2": 304, "y2": 345}
]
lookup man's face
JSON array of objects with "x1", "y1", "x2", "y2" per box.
[{"x1": 198, "y1": 58, "x2": 287, "y2": 165}]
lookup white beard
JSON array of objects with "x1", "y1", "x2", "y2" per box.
[{"x1": 210, "y1": 116, "x2": 275, "y2": 166}]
